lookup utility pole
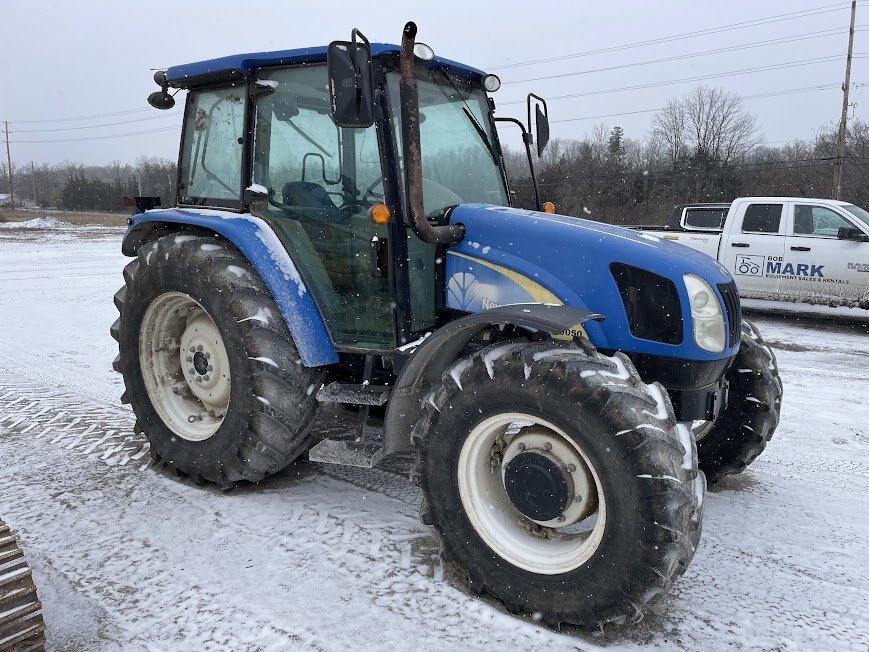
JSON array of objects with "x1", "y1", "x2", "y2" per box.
[
  {"x1": 31, "y1": 161, "x2": 36, "y2": 205},
  {"x1": 3, "y1": 121, "x2": 13, "y2": 209},
  {"x1": 832, "y1": 0, "x2": 857, "y2": 200}
]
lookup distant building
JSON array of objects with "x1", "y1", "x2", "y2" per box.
[{"x1": 0, "y1": 193, "x2": 12, "y2": 207}]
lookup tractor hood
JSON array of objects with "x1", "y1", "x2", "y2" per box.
[{"x1": 445, "y1": 203, "x2": 737, "y2": 361}]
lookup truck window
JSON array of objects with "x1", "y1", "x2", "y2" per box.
[
  {"x1": 683, "y1": 207, "x2": 727, "y2": 230},
  {"x1": 741, "y1": 204, "x2": 782, "y2": 233},
  {"x1": 794, "y1": 205, "x2": 852, "y2": 237},
  {"x1": 179, "y1": 86, "x2": 245, "y2": 207}
]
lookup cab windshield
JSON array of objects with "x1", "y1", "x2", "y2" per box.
[
  {"x1": 841, "y1": 203, "x2": 869, "y2": 230},
  {"x1": 386, "y1": 67, "x2": 508, "y2": 216}
]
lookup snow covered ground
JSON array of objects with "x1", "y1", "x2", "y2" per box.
[{"x1": 1, "y1": 222, "x2": 867, "y2": 651}]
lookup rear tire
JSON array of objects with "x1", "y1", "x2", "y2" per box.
[
  {"x1": 111, "y1": 232, "x2": 324, "y2": 488},
  {"x1": 414, "y1": 340, "x2": 703, "y2": 629},
  {"x1": 695, "y1": 320, "x2": 782, "y2": 482}
]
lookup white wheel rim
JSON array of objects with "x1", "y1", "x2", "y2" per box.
[
  {"x1": 457, "y1": 413, "x2": 607, "y2": 575},
  {"x1": 139, "y1": 291, "x2": 231, "y2": 441}
]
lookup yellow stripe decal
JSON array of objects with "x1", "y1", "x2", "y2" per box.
[{"x1": 447, "y1": 251, "x2": 563, "y2": 305}]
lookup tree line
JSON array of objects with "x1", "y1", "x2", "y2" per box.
[
  {"x1": 0, "y1": 157, "x2": 176, "y2": 212},
  {"x1": 503, "y1": 85, "x2": 869, "y2": 225},
  {"x1": 3, "y1": 85, "x2": 868, "y2": 222}
]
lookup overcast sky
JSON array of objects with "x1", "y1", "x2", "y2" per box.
[{"x1": 0, "y1": 0, "x2": 862, "y2": 166}]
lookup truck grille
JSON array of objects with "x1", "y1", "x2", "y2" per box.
[{"x1": 717, "y1": 281, "x2": 742, "y2": 348}]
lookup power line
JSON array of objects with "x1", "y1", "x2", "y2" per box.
[
  {"x1": 4, "y1": 107, "x2": 171, "y2": 124},
  {"x1": 487, "y1": 2, "x2": 856, "y2": 71},
  {"x1": 542, "y1": 83, "x2": 844, "y2": 124},
  {"x1": 499, "y1": 54, "x2": 865, "y2": 105},
  {"x1": 503, "y1": 28, "x2": 863, "y2": 85},
  {"x1": 10, "y1": 112, "x2": 181, "y2": 134},
  {"x1": 6, "y1": 125, "x2": 180, "y2": 144}
]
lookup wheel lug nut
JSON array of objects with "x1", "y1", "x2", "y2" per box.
[
  {"x1": 206, "y1": 365, "x2": 213, "y2": 372},
  {"x1": 543, "y1": 442, "x2": 552, "y2": 451},
  {"x1": 186, "y1": 356, "x2": 193, "y2": 362},
  {"x1": 189, "y1": 346, "x2": 195, "y2": 352},
  {"x1": 188, "y1": 368, "x2": 195, "y2": 375},
  {"x1": 204, "y1": 352, "x2": 211, "y2": 359},
  {"x1": 196, "y1": 345, "x2": 203, "y2": 352},
  {"x1": 517, "y1": 442, "x2": 526, "y2": 451},
  {"x1": 203, "y1": 375, "x2": 210, "y2": 381},
  {"x1": 195, "y1": 377, "x2": 202, "y2": 383},
  {"x1": 567, "y1": 464, "x2": 576, "y2": 473},
  {"x1": 556, "y1": 515, "x2": 566, "y2": 523}
]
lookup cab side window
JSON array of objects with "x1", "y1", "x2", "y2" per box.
[
  {"x1": 742, "y1": 204, "x2": 783, "y2": 233},
  {"x1": 793, "y1": 205, "x2": 852, "y2": 237}
]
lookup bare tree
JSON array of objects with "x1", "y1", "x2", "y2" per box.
[
  {"x1": 652, "y1": 98, "x2": 688, "y2": 167},
  {"x1": 653, "y1": 86, "x2": 761, "y2": 166}
]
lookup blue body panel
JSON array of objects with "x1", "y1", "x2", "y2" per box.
[
  {"x1": 166, "y1": 43, "x2": 486, "y2": 86},
  {"x1": 447, "y1": 204, "x2": 739, "y2": 361},
  {"x1": 124, "y1": 208, "x2": 338, "y2": 367}
]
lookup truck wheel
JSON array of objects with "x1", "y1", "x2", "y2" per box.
[
  {"x1": 0, "y1": 518, "x2": 45, "y2": 651},
  {"x1": 111, "y1": 232, "x2": 324, "y2": 488},
  {"x1": 694, "y1": 320, "x2": 782, "y2": 483},
  {"x1": 414, "y1": 340, "x2": 704, "y2": 629}
]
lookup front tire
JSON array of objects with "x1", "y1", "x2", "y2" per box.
[
  {"x1": 695, "y1": 320, "x2": 782, "y2": 482},
  {"x1": 414, "y1": 340, "x2": 704, "y2": 629},
  {"x1": 111, "y1": 232, "x2": 324, "y2": 488}
]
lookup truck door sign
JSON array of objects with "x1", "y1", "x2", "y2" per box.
[{"x1": 735, "y1": 255, "x2": 827, "y2": 279}]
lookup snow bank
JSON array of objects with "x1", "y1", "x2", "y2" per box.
[{"x1": 0, "y1": 216, "x2": 74, "y2": 229}]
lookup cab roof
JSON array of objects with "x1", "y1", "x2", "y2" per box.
[{"x1": 165, "y1": 43, "x2": 487, "y2": 89}]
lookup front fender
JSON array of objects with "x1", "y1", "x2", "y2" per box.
[
  {"x1": 383, "y1": 303, "x2": 604, "y2": 454},
  {"x1": 124, "y1": 208, "x2": 338, "y2": 367}
]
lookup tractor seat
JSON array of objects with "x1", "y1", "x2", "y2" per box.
[{"x1": 282, "y1": 181, "x2": 339, "y2": 210}]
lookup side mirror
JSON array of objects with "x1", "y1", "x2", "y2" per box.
[
  {"x1": 527, "y1": 93, "x2": 550, "y2": 156},
  {"x1": 837, "y1": 225, "x2": 869, "y2": 241},
  {"x1": 327, "y1": 29, "x2": 375, "y2": 128}
]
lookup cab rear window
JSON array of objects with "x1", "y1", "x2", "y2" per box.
[
  {"x1": 683, "y1": 207, "x2": 727, "y2": 230},
  {"x1": 742, "y1": 204, "x2": 782, "y2": 233}
]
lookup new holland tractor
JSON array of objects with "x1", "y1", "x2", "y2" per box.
[{"x1": 112, "y1": 23, "x2": 782, "y2": 628}]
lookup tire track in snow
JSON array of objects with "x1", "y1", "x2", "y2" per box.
[
  {"x1": 0, "y1": 370, "x2": 582, "y2": 649},
  {"x1": 0, "y1": 374, "x2": 150, "y2": 470}
]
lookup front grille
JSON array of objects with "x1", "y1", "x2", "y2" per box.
[
  {"x1": 717, "y1": 281, "x2": 741, "y2": 348},
  {"x1": 610, "y1": 263, "x2": 683, "y2": 345}
]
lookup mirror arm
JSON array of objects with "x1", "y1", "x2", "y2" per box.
[
  {"x1": 494, "y1": 117, "x2": 541, "y2": 211},
  {"x1": 399, "y1": 21, "x2": 465, "y2": 245}
]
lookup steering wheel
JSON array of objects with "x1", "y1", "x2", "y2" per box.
[{"x1": 360, "y1": 177, "x2": 385, "y2": 205}]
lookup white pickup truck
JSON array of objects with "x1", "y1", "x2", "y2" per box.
[{"x1": 641, "y1": 197, "x2": 869, "y2": 308}]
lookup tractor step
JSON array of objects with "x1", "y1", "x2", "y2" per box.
[
  {"x1": 308, "y1": 438, "x2": 386, "y2": 468},
  {"x1": 316, "y1": 382, "x2": 391, "y2": 406}
]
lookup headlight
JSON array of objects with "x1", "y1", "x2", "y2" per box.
[{"x1": 683, "y1": 274, "x2": 726, "y2": 353}]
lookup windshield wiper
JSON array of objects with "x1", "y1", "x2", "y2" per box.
[
  {"x1": 437, "y1": 69, "x2": 499, "y2": 166},
  {"x1": 461, "y1": 106, "x2": 499, "y2": 166},
  {"x1": 284, "y1": 118, "x2": 333, "y2": 158}
]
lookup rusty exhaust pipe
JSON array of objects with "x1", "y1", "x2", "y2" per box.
[{"x1": 399, "y1": 21, "x2": 465, "y2": 245}]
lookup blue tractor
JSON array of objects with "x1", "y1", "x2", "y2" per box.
[{"x1": 113, "y1": 23, "x2": 782, "y2": 629}]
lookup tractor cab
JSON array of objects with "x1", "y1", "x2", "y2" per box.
[{"x1": 154, "y1": 26, "x2": 546, "y2": 354}]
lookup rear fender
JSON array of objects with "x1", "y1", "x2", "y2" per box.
[
  {"x1": 123, "y1": 208, "x2": 338, "y2": 367},
  {"x1": 383, "y1": 303, "x2": 604, "y2": 454}
]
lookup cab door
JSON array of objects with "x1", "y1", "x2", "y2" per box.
[
  {"x1": 721, "y1": 202, "x2": 787, "y2": 298},
  {"x1": 785, "y1": 203, "x2": 869, "y2": 303}
]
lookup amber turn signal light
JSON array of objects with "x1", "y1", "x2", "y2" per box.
[
  {"x1": 543, "y1": 201, "x2": 556, "y2": 214},
  {"x1": 369, "y1": 203, "x2": 391, "y2": 224}
]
